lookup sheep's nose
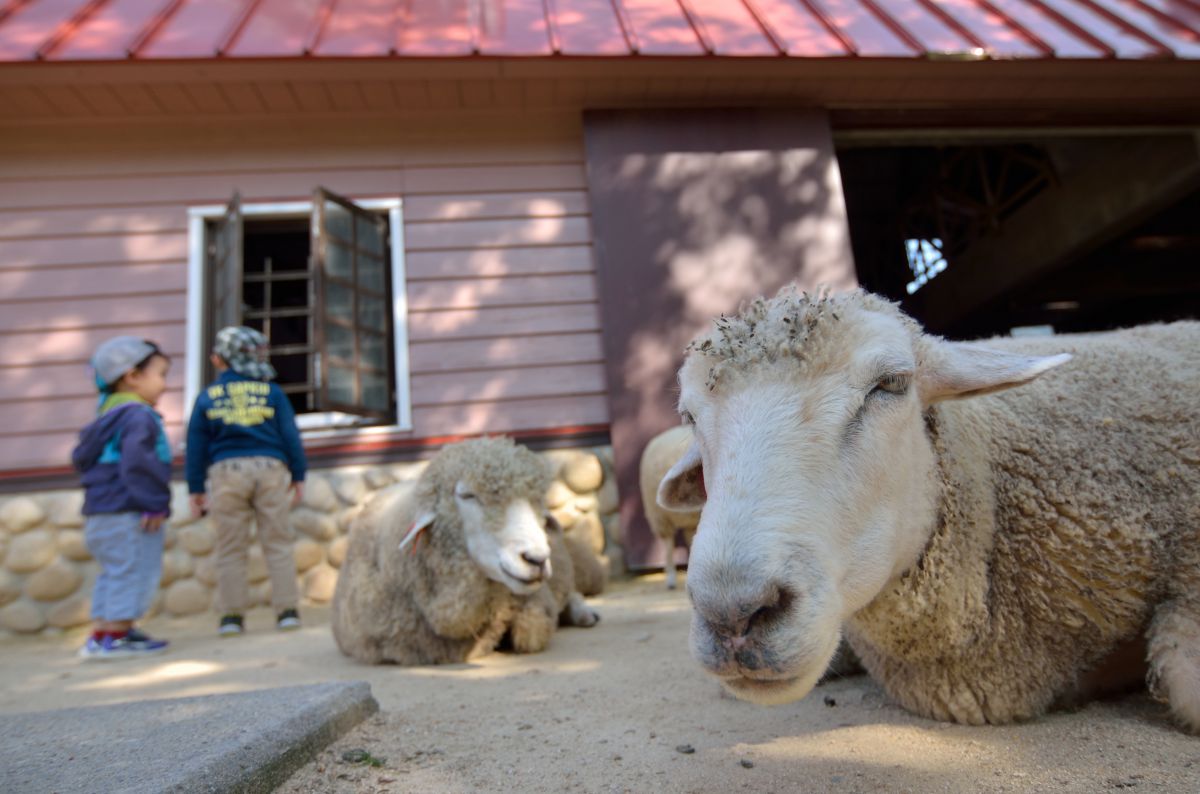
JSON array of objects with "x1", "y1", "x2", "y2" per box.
[
  {"x1": 692, "y1": 582, "x2": 795, "y2": 663},
  {"x1": 521, "y1": 550, "x2": 549, "y2": 572}
]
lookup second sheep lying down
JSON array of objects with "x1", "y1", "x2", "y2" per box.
[{"x1": 332, "y1": 437, "x2": 599, "y2": 665}]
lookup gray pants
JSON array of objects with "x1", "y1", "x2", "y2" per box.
[
  {"x1": 84, "y1": 512, "x2": 163, "y2": 622},
  {"x1": 208, "y1": 457, "x2": 299, "y2": 614}
]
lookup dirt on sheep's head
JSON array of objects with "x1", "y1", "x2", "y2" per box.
[
  {"x1": 414, "y1": 437, "x2": 556, "y2": 595},
  {"x1": 659, "y1": 285, "x2": 1072, "y2": 707}
]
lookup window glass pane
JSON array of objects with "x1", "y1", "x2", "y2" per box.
[
  {"x1": 327, "y1": 364, "x2": 357, "y2": 405},
  {"x1": 357, "y1": 253, "x2": 386, "y2": 293},
  {"x1": 360, "y1": 330, "x2": 386, "y2": 368},
  {"x1": 326, "y1": 240, "x2": 353, "y2": 280},
  {"x1": 326, "y1": 322, "x2": 355, "y2": 364},
  {"x1": 324, "y1": 201, "x2": 353, "y2": 243},
  {"x1": 362, "y1": 369, "x2": 389, "y2": 411},
  {"x1": 326, "y1": 281, "x2": 353, "y2": 321},
  {"x1": 356, "y1": 214, "x2": 384, "y2": 257},
  {"x1": 359, "y1": 293, "x2": 385, "y2": 330}
]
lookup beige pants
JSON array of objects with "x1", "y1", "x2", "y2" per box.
[{"x1": 208, "y1": 456, "x2": 298, "y2": 614}]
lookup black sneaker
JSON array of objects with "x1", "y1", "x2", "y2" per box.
[
  {"x1": 218, "y1": 614, "x2": 244, "y2": 637},
  {"x1": 276, "y1": 608, "x2": 301, "y2": 631},
  {"x1": 125, "y1": 628, "x2": 170, "y2": 652}
]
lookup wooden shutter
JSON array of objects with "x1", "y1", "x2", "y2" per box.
[
  {"x1": 311, "y1": 187, "x2": 393, "y2": 420},
  {"x1": 206, "y1": 192, "x2": 244, "y2": 382}
]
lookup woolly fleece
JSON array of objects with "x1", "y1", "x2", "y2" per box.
[{"x1": 640, "y1": 425, "x2": 700, "y2": 589}]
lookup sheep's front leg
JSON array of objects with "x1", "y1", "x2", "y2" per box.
[
  {"x1": 561, "y1": 591, "x2": 599, "y2": 627},
  {"x1": 1148, "y1": 595, "x2": 1200, "y2": 734},
  {"x1": 509, "y1": 588, "x2": 557, "y2": 653}
]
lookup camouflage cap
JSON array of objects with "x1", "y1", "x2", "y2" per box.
[
  {"x1": 91, "y1": 336, "x2": 161, "y2": 392},
  {"x1": 213, "y1": 326, "x2": 277, "y2": 381}
]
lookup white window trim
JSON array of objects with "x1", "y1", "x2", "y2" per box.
[{"x1": 186, "y1": 198, "x2": 413, "y2": 438}]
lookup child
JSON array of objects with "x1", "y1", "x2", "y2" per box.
[
  {"x1": 186, "y1": 326, "x2": 307, "y2": 636},
  {"x1": 72, "y1": 336, "x2": 173, "y2": 660}
]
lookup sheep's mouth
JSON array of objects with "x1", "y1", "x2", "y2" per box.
[
  {"x1": 499, "y1": 562, "x2": 543, "y2": 587},
  {"x1": 719, "y1": 673, "x2": 813, "y2": 705}
]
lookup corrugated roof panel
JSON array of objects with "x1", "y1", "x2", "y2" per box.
[
  {"x1": 869, "y1": 0, "x2": 982, "y2": 53},
  {"x1": 746, "y1": 0, "x2": 853, "y2": 56},
  {"x1": 1034, "y1": 0, "x2": 1169, "y2": 56},
  {"x1": 684, "y1": 0, "x2": 781, "y2": 54},
  {"x1": 812, "y1": 0, "x2": 920, "y2": 56},
  {"x1": 55, "y1": 0, "x2": 163, "y2": 59},
  {"x1": 619, "y1": 0, "x2": 710, "y2": 54},
  {"x1": 1084, "y1": 0, "x2": 1200, "y2": 58},
  {"x1": 139, "y1": 0, "x2": 244, "y2": 58},
  {"x1": 396, "y1": 0, "x2": 475, "y2": 55},
  {"x1": 477, "y1": 0, "x2": 554, "y2": 55},
  {"x1": 985, "y1": 0, "x2": 1110, "y2": 56},
  {"x1": 552, "y1": 0, "x2": 632, "y2": 54},
  {"x1": 0, "y1": 0, "x2": 85, "y2": 60},
  {"x1": 314, "y1": 0, "x2": 396, "y2": 56},
  {"x1": 929, "y1": 0, "x2": 1048, "y2": 56},
  {"x1": 227, "y1": 0, "x2": 323, "y2": 57}
]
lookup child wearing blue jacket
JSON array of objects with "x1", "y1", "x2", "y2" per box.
[
  {"x1": 186, "y1": 326, "x2": 306, "y2": 637},
  {"x1": 72, "y1": 337, "x2": 172, "y2": 661}
]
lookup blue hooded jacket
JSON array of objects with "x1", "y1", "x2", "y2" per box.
[
  {"x1": 72, "y1": 401, "x2": 173, "y2": 516},
  {"x1": 185, "y1": 369, "x2": 307, "y2": 494}
]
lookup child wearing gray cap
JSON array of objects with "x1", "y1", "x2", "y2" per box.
[
  {"x1": 72, "y1": 336, "x2": 173, "y2": 660},
  {"x1": 185, "y1": 326, "x2": 307, "y2": 637}
]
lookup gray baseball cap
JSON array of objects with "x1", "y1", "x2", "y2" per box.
[{"x1": 91, "y1": 336, "x2": 161, "y2": 392}]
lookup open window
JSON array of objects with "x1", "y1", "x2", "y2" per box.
[{"x1": 196, "y1": 188, "x2": 407, "y2": 431}]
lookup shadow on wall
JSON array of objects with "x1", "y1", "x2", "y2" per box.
[{"x1": 584, "y1": 109, "x2": 858, "y2": 570}]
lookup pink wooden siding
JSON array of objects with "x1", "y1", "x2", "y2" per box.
[{"x1": 0, "y1": 114, "x2": 608, "y2": 474}]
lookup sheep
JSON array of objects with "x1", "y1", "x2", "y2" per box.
[
  {"x1": 332, "y1": 437, "x2": 600, "y2": 665},
  {"x1": 657, "y1": 285, "x2": 1200, "y2": 731},
  {"x1": 640, "y1": 425, "x2": 701, "y2": 589}
]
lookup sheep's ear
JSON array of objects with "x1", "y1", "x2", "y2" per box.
[
  {"x1": 657, "y1": 440, "x2": 706, "y2": 511},
  {"x1": 398, "y1": 510, "x2": 436, "y2": 552},
  {"x1": 918, "y1": 341, "x2": 1072, "y2": 405}
]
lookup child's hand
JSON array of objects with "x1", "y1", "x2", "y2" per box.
[
  {"x1": 291, "y1": 482, "x2": 304, "y2": 508},
  {"x1": 189, "y1": 493, "x2": 207, "y2": 518},
  {"x1": 141, "y1": 512, "x2": 166, "y2": 533}
]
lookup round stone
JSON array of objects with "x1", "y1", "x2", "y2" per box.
[
  {"x1": 303, "y1": 564, "x2": 337, "y2": 603},
  {"x1": 249, "y1": 581, "x2": 272, "y2": 607},
  {"x1": 337, "y1": 506, "x2": 363, "y2": 535},
  {"x1": 291, "y1": 509, "x2": 337, "y2": 542},
  {"x1": 25, "y1": 559, "x2": 83, "y2": 601},
  {"x1": 5, "y1": 530, "x2": 56, "y2": 573},
  {"x1": 57, "y1": 530, "x2": 92, "y2": 562},
  {"x1": 329, "y1": 471, "x2": 368, "y2": 506},
  {"x1": 164, "y1": 579, "x2": 210, "y2": 616},
  {"x1": 597, "y1": 477, "x2": 620, "y2": 515},
  {"x1": 0, "y1": 569, "x2": 22, "y2": 607},
  {"x1": 544, "y1": 481, "x2": 574, "y2": 510},
  {"x1": 363, "y1": 467, "x2": 394, "y2": 490},
  {"x1": 47, "y1": 594, "x2": 91, "y2": 629},
  {"x1": 0, "y1": 600, "x2": 46, "y2": 633},
  {"x1": 550, "y1": 505, "x2": 580, "y2": 533},
  {"x1": 169, "y1": 486, "x2": 199, "y2": 528},
  {"x1": 300, "y1": 476, "x2": 339, "y2": 513},
  {"x1": 48, "y1": 492, "x2": 85, "y2": 529},
  {"x1": 573, "y1": 495, "x2": 599, "y2": 515},
  {"x1": 327, "y1": 536, "x2": 348, "y2": 569},
  {"x1": 563, "y1": 453, "x2": 604, "y2": 493},
  {"x1": 179, "y1": 524, "x2": 216, "y2": 556},
  {"x1": 568, "y1": 512, "x2": 606, "y2": 555},
  {"x1": 193, "y1": 555, "x2": 217, "y2": 587},
  {"x1": 1, "y1": 498, "x2": 46, "y2": 534},
  {"x1": 160, "y1": 549, "x2": 194, "y2": 586},
  {"x1": 294, "y1": 539, "x2": 323, "y2": 573},
  {"x1": 247, "y1": 546, "x2": 268, "y2": 583}
]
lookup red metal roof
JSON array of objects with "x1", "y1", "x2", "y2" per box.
[{"x1": 0, "y1": 0, "x2": 1196, "y2": 61}]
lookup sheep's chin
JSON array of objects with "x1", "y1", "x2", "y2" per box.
[
  {"x1": 492, "y1": 562, "x2": 543, "y2": 595},
  {"x1": 719, "y1": 670, "x2": 824, "y2": 705}
]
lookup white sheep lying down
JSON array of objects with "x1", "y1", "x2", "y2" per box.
[
  {"x1": 659, "y1": 286, "x2": 1200, "y2": 731},
  {"x1": 332, "y1": 437, "x2": 599, "y2": 665},
  {"x1": 640, "y1": 425, "x2": 701, "y2": 590}
]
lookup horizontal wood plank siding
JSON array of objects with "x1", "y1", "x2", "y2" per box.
[{"x1": 0, "y1": 113, "x2": 609, "y2": 474}]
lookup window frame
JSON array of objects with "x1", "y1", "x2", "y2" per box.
[{"x1": 185, "y1": 197, "x2": 413, "y2": 437}]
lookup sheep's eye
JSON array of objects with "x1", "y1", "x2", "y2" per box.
[{"x1": 869, "y1": 373, "x2": 911, "y2": 398}]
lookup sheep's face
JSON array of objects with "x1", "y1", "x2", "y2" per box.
[
  {"x1": 453, "y1": 480, "x2": 553, "y2": 596},
  {"x1": 659, "y1": 289, "x2": 1070, "y2": 706}
]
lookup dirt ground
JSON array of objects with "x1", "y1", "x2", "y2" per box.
[{"x1": 2, "y1": 575, "x2": 1198, "y2": 793}]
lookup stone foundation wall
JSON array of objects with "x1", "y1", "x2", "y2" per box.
[{"x1": 0, "y1": 446, "x2": 620, "y2": 636}]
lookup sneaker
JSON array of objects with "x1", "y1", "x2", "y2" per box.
[
  {"x1": 124, "y1": 628, "x2": 169, "y2": 653},
  {"x1": 77, "y1": 634, "x2": 166, "y2": 662},
  {"x1": 218, "y1": 614, "x2": 244, "y2": 637},
  {"x1": 276, "y1": 608, "x2": 301, "y2": 631}
]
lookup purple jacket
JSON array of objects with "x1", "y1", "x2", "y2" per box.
[{"x1": 72, "y1": 402, "x2": 173, "y2": 516}]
